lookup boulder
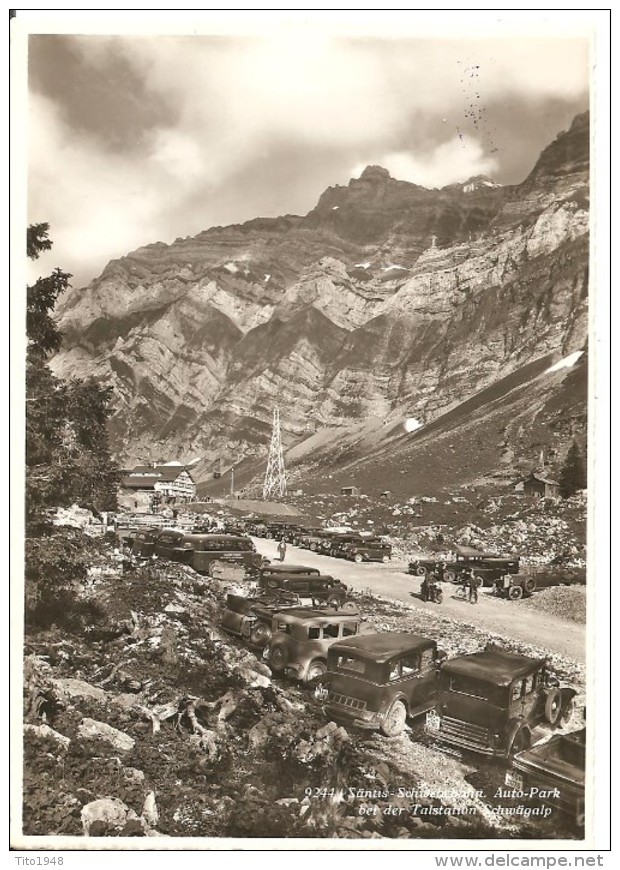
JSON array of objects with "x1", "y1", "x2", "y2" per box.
[
  {"x1": 142, "y1": 791, "x2": 159, "y2": 827},
  {"x1": 235, "y1": 666, "x2": 271, "y2": 688},
  {"x1": 78, "y1": 718, "x2": 135, "y2": 752},
  {"x1": 123, "y1": 767, "x2": 146, "y2": 784},
  {"x1": 247, "y1": 719, "x2": 270, "y2": 750},
  {"x1": 315, "y1": 721, "x2": 338, "y2": 740},
  {"x1": 23, "y1": 723, "x2": 71, "y2": 751},
  {"x1": 52, "y1": 678, "x2": 107, "y2": 703},
  {"x1": 81, "y1": 797, "x2": 131, "y2": 836}
]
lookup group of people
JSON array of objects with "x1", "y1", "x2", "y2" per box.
[{"x1": 422, "y1": 561, "x2": 479, "y2": 604}]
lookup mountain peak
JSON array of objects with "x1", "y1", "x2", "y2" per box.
[
  {"x1": 461, "y1": 175, "x2": 501, "y2": 193},
  {"x1": 358, "y1": 165, "x2": 391, "y2": 181}
]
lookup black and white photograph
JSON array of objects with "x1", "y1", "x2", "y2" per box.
[{"x1": 10, "y1": 10, "x2": 611, "y2": 853}]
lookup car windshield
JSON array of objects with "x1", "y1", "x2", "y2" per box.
[{"x1": 334, "y1": 655, "x2": 367, "y2": 676}]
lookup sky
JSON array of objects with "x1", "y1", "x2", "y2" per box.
[{"x1": 25, "y1": 25, "x2": 590, "y2": 289}]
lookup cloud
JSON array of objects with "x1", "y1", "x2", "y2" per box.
[
  {"x1": 27, "y1": 93, "x2": 174, "y2": 285},
  {"x1": 26, "y1": 33, "x2": 589, "y2": 287},
  {"x1": 355, "y1": 135, "x2": 500, "y2": 188}
]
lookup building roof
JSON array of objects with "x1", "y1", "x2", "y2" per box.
[
  {"x1": 530, "y1": 472, "x2": 559, "y2": 485},
  {"x1": 329, "y1": 632, "x2": 436, "y2": 663},
  {"x1": 519, "y1": 471, "x2": 559, "y2": 486},
  {"x1": 121, "y1": 464, "x2": 195, "y2": 489},
  {"x1": 121, "y1": 475, "x2": 160, "y2": 489},
  {"x1": 441, "y1": 649, "x2": 547, "y2": 686}
]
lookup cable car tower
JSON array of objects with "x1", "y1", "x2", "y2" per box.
[{"x1": 263, "y1": 407, "x2": 287, "y2": 499}]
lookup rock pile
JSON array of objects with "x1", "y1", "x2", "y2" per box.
[{"x1": 22, "y1": 529, "x2": 586, "y2": 840}]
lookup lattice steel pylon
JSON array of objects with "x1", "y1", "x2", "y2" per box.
[{"x1": 262, "y1": 407, "x2": 287, "y2": 499}]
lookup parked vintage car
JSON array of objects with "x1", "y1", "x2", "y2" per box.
[
  {"x1": 178, "y1": 533, "x2": 267, "y2": 576},
  {"x1": 493, "y1": 573, "x2": 539, "y2": 600},
  {"x1": 315, "y1": 531, "x2": 344, "y2": 555},
  {"x1": 155, "y1": 528, "x2": 186, "y2": 562},
  {"x1": 505, "y1": 727, "x2": 586, "y2": 830},
  {"x1": 246, "y1": 522, "x2": 268, "y2": 537},
  {"x1": 298, "y1": 529, "x2": 330, "y2": 551},
  {"x1": 324, "y1": 534, "x2": 370, "y2": 558},
  {"x1": 493, "y1": 572, "x2": 584, "y2": 600},
  {"x1": 131, "y1": 529, "x2": 159, "y2": 559},
  {"x1": 408, "y1": 547, "x2": 520, "y2": 586},
  {"x1": 267, "y1": 608, "x2": 367, "y2": 684},
  {"x1": 257, "y1": 568, "x2": 351, "y2": 608},
  {"x1": 289, "y1": 526, "x2": 320, "y2": 546},
  {"x1": 343, "y1": 540, "x2": 392, "y2": 564},
  {"x1": 258, "y1": 564, "x2": 320, "y2": 579},
  {"x1": 220, "y1": 591, "x2": 301, "y2": 648},
  {"x1": 263, "y1": 522, "x2": 300, "y2": 541},
  {"x1": 320, "y1": 632, "x2": 446, "y2": 736},
  {"x1": 425, "y1": 647, "x2": 576, "y2": 757}
]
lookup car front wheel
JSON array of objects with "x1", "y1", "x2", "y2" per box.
[
  {"x1": 249, "y1": 622, "x2": 271, "y2": 647},
  {"x1": 354, "y1": 553, "x2": 364, "y2": 564},
  {"x1": 380, "y1": 700, "x2": 407, "y2": 737},
  {"x1": 544, "y1": 688, "x2": 562, "y2": 726},
  {"x1": 305, "y1": 660, "x2": 327, "y2": 683}
]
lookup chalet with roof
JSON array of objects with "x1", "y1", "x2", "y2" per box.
[
  {"x1": 514, "y1": 471, "x2": 560, "y2": 499},
  {"x1": 120, "y1": 463, "x2": 197, "y2": 503}
]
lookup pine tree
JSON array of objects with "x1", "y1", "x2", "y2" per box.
[
  {"x1": 25, "y1": 225, "x2": 120, "y2": 521},
  {"x1": 559, "y1": 441, "x2": 587, "y2": 498}
]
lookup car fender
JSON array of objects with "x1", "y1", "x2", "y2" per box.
[
  {"x1": 379, "y1": 692, "x2": 410, "y2": 719},
  {"x1": 506, "y1": 718, "x2": 531, "y2": 752},
  {"x1": 560, "y1": 687, "x2": 578, "y2": 707}
]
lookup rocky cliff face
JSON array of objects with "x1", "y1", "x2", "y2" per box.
[{"x1": 51, "y1": 113, "x2": 589, "y2": 481}]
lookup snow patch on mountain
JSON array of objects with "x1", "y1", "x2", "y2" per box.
[{"x1": 546, "y1": 351, "x2": 584, "y2": 373}]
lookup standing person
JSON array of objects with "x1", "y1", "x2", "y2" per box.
[
  {"x1": 278, "y1": 538, "x2": 287, "y2": 562},
  {"x1": 467, "y1": 568, "x2": 479, "y2": 604}
]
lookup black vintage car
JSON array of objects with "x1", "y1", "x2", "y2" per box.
[
  {"x1": 178, "y1": 533, "x2": 267, "y2": 575},
  {"x1": 409, "y1": 546, "x2": 520, "y2": 586},
  {"x1": 343, "y1": 539, "x2": 392, "y2": 564},
  {"x1": 264, "y1": 522, "x2": 301, "y2": 541},
  {"x1": 425, "y1": 648, "x2": 576, "y2": 757},
  {"x1": 131, "y1": 529, "x2": 159, "y2": 558},
  {"x1": 298, "y1": 529, "x2": 330, "y2": 551},
  {"x1": 505, "y1": 727, "x2": 586, "y2": 830},
  {"x1": 257, "y1": 568, "x2": 352, "y2": 609},
  {"x1": 220, "y1": 591, "x2": 302, "y2": 648},
  {"x1": 321, "y1": 632, "x2": 446, "y2": 736},
  {"x1": 155, "y1": 528, "x2": 186, "y2": 561}
]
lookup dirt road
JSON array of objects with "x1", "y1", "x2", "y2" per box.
[{"x1": 253, "y1": 539, "x2": 585, "y2": 663}]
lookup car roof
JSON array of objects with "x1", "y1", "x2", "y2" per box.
[
  {"x1": 182, "y1": 533, "x2": 249, "y2": 543},
  {"x1": 329, "y1": 632, "x2": 436, "y2": 662},
  {"x1": 264, "y1": 574, "x2": 336, "y2": 582},
  {"x1": 260, "y1": 564, "x2": 319, "y2": 574},
  {"x1": 441, "y1": 649, "x2": 547, "y2": 685},
  {"x1": 274, "y1": 608, "x2": 359, "y2": 623}
]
